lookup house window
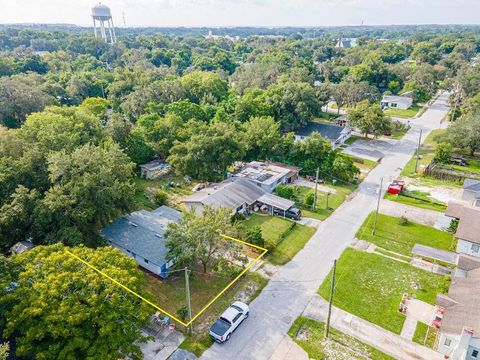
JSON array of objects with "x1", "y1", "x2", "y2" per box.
[
  {"x1": 472, "y1": 244, "x2": 480, "y2": 253},
  {"x1": 444, "y1": 338, "x2": 451, "y2": 347},
  {"x1": 472, "y1": 349, "x2": 479, "y2": 358}
]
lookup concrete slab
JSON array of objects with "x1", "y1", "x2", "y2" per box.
[
  {"x1": 401, "y1": 317, "x2": 418, "y2": 340},
  {"x1": 269, "y1": 336, "x2": 309, "y2": 360}
]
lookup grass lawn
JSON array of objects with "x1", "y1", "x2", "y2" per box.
[
  {"x1": 344, "y1": 134, "x2": 364, "y2": 145},
  {"x1": 178, "y1": 272, "x2": 268, "y2": 356},
  {"x1": 314, "y1": 112, "x2": 339, "y2": 121},
  {"x1": 390, "y1": 126, "x2": 410, "y2": 140},
  {"x1": 384, "y1": 189, "x2": 447, "y2": 212},
  {"x1": 288, "y1": 317, "x2": 395, "y2": 360},
  {"x1": 242, "y1": 214, "x2": 316, "y2": 265},
  {"x1": 318, "y1": 249, "x2": 450, "y2": 334},
  {"x1": 413, "y1": 322, "x2": 438, "y2": 348},
  {"x1": 356, "y1": 212, "x2": 455, "y2": 256},
  {"x1": 384, "y1": 105, "x2": 421, "y2": 118},
  {"x1": 287, "y1": 184, "x2": 357, "y2": 221}
]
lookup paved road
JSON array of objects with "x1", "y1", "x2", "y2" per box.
[{"x1": 201, "y1": 93, "x2": 450, "y2": 360}]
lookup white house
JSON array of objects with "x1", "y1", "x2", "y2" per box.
[
  {"x1": 139, "y1": 161, "x2": 171, "y2": 180},
  {"x1": 462, "y1": 179, "x2": 480, "y2": 207},
  {"x1": 381, "y1": 95, "x2": 413, "y2": 110},
  {"x1": 435, "y1": 268, "x2": 480, "y2": 360},
  {"x1": 101, "y1": 206, "x2": 181, "y2": 278},
  {"x1": 335, "y1": 37, "x2": 358, "y2": 48},
  {"x1": 294, "y1": 122, "x2": 351, "y2": 149}
]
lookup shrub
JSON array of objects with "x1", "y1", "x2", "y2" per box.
[
  {"x1": 231, "y1": 212, "x2": 246, "y2": 223},
  {"x1": 448, "y1": 218, "x2": 459, "y2": 233},
  {"x1": 177, "y1": 306, "x2": 188, "y2": 321},
  {"x1": 398, "y1": 216, "x2": 409, "y2": 226},
  {"x1": 245, "y1": 226, "x2": 264, "y2": 247},
  {"x1": 305, "y1": 192, "x2": 315, "y2": 207},
  {"x1": 153, "y1": 189, "x2": 168, "y2": 206},
  {"x1": 434, "y1": 142, "x2": 452, "y2": 164},
  {"x1": 264, "y1": 238, "x2": 277, "y2": 253},
  {"x1": 275, "y1": 185, "x2": 295, "y2": 200}
]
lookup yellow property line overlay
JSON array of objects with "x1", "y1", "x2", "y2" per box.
[{"x1": 66, "y1": 234, "x2": 267, "y2": 327}]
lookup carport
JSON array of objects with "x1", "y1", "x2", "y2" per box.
[
  {"x1": 256, "y1": 193, "x2": 295, "y2": 216},
  {"x1": 412, "y1": 244, "x2": 458, "y2": 265}
]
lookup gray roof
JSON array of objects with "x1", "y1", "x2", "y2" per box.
[
  {"x1": 10, "y1": 241, "x2": 34, "y2": 254},
  {"x1": 463, "y1": 178, "x2": 480, "y2": 192},
  {"x1": 457, "y1": 254, "x2": 480, "y2": 272},
  {"x1": 455, "y1": 206, "x2": 480, "y2": 244},
  {"x1": 101, "y1": 206, "x2": 181, "y2": 266},
  {"x1": 437, "y1": 268, "x2": 480, "y2": 335},
  {"x1": 183, "y1": 178, "x2": 266, "y2": 210},
  {"x1": 257, "y1": 193, "x2": 295, "y2": 211},
  {"x1": 381, "y1": 95, "x2": 413, "y2": 105},
  {"x1": 296, "y1": 122, "x2": 347, "y2": 143},
  {"x1": 412, "y1": 244, "x2": 457, "y2": 264},
  {"x1": 445, "y1": 201, "x2": 465, "y2": 219},
  {"x1": 139, "y1": 161, "x2": 171, "y2": 172}
]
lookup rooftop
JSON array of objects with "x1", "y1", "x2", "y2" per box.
[
  {"x1": 437, "y1": 268, "x2": 480, "y2": 335},
  {"x1": 139, "y1": 161, "x2": 171, "y2": 172},
  {"x1": 455, "y1": 206, "x2": 480, "y2": 244},
  {"x1": 233, "y1": 161, "x2": 299, "y2": 186},
  {"x1": 445, "y1": 201, "x2": 465, "y2": 219},
  {"x1": 10, "y1": 241, "x2": 35, "y2": 255},
  {"x1": 295, "y1": 122, "x2": 348, "y2": 143},
  {"x1": 463, "y1": 178, "x2": 480, "y2": 192},
  {"x1": 381, "y1": 95, "x2": 413, "y2": 104},
  {"x1": 101, "y1": 206, "x2": 181, "y2": 266}
]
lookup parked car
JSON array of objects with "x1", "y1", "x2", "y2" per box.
[
  {"x1": 209, "y1": 301, "x2": 249, "y2": 343},
  {"x1": 273, "y1": 207, "x2": 302, "y2": 220}
]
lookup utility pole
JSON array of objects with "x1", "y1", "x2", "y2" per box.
[
  {"x1": 372, "y1": 177, "x2": 383, "y2": 236},
  {"x1": 324, "y1": 259, "x2": 337, "y2": 339},
  {"x1": 184, "y1": 268, "x2": 193, "y2": 334},
  {"x1": 414, "y1": 129, "x2": 423, "y2": 174},
  {"x1": 326, "y1": 192, "x2": 331, "y2": 210},
  {"x1": 312, "y1": 167, "x2": 319, "y2": 210}
]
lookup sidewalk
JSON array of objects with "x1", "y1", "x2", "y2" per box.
[{"x1": 303, "y1": 295, "x2": 444, "y2": 360}]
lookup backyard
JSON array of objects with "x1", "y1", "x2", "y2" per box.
[
  {"x1": 242, "y1": 214, "x2": 316, "y2": 265},
  {"x1": 384, "y1": 189, "x2": 447, "y2": 212},
  {"x1": 413, "y1": 322, "x2": 438, "y2": 349},
  {"x1": 384, "y1": 104, "x2": 421, "y2": 118},
  {"x1": 318, "y1": 249, "x2": 450, "y2": 334},
  {"x1": 356, "y1": 212, "x2": 455, "y2": 256},
  {"x1": 288, "y1": 317, "x2": 395, "y2": 360}
]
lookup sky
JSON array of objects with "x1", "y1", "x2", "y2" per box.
[{"x1": 0, "y1": 0, "x2": 479, "y2": 27}]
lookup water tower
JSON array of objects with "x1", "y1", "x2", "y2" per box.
[{"x1": 91, "y1": 3, "x2": 116, "y2": 44}]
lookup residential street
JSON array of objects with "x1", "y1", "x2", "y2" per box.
[{"x1": 201, "y1": 92, "x2": 451, "y2": 360}]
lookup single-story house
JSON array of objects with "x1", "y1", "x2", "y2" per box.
[
  {"x1": 101, "y1": 205, "x2": 181, "y2": 278},
  {"x1": 10, "y1": 241, "x2": 35, "y2": 255},
  {"x1": 182, "y1": 177, "x2": 295, "y2": 217},
  {"x1": 435, "y1": 268, "x2": 480, "y2": 360},
  {"x1": 446, "y1": 202, "x2": 480, "y2": 258},
  {"x1": 294, "y1": 122, "x2": 351, "y2": 148},
  {"x1": 335, "y1": 37, "x2": 357, "y2": 48},
  {"x1": 233, "y1": 161, "x2": 301, "y2": 193},
  {"x1": 455, "y1": 253, "x2": 480, "y2": 278},
  {"x1": 462, "y1": 179, "x2": 480, "y2": 207},
  {"x1": 139, "y1": 161, "x2": 171, "y2": 180},
  {"x1": 380, "y1": 95, "x2": 413, "y2": 110}
]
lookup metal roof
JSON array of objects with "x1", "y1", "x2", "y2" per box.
[
  {"x1": 101, "y1": 206, "x2": 181, "y2": 266},
  {"x1": 257, "y1": 193, "x2": 295, "y2": 211}
]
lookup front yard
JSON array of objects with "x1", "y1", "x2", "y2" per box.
[
  {"x1": 356, "y1": 212, "x2": 455, "y2": 256},
  {"x1": 384, "y1": 104, "x2": 421, "y2": 119},
  {"x1": 242, "y1": 214, "x2": 316, "y2": 265},
  {"x1": 288, "y1": 317, "x2": 395, "y2": 360},
  {"x1": 318, "y1": 249, "x2": 450, "y2": 334}
]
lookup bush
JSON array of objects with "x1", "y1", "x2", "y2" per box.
[
  {"x1": 275, "y1": 185, "x2": 295, "y2": 200},
  {"x1": 264, "y1": 238, "x2": 277, "y2": 253},
  {"x1": 231, "y1": 212, "x2": 246, "y2": 223},
  {"x1": 153, "y1": 189, "x2": 168, "y2": 206},
  {"x1": 177, "y1": 306, "x2": 188, "y2": 321},
  {"x1": 434, "y1": 142, "x2": 452, "y2": 164},
  {"x1": 305, "y1": 192, "x2": 315, "y2": 207},
  {"x1": 448, "y1": 218, "x2": 459, "y2": 233},
  {"x1": 398, "y1": 216, "x2": 409, "y2": 226},
  {"x1": 245, "y1": 226, "x2": 265, "y2": 247}
]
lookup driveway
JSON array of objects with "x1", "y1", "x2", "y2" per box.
[
  {"x1": 379, "y1": 199, "x2": 441, "y2": 226},
  {"x1": 200, "y1": 92, "x2": 450, "y2": 360}
]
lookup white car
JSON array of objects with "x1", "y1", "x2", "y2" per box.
[{"x1": 209, "y1": 301, "x2": 249, "y2": 343}]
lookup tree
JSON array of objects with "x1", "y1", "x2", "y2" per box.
[
  {"x1": 443, "y1": 110, "x2": 480, "y2": 156},
  {"x1": 0, "y1": 343, "x2": 8, "y2": 360},
  {"x1": 165, "y1": 207, "x2": 235, "y2": 273},
  {"x1": 33, "y1": 142, "x2": 135, "y2": 246},
  {"x1": 245, "y1": 226, "x2": 264, "y2": 248},
  {"x1": 411, "y1": 41, "x2": 441, "y2": 64},
  {"x1": 266, "y1": 80, "x2": 320, "y2": 131},
  {"x1": 289, "y1": 132, "x2": 332, "y2": 175},
  {"x1": 434, "y1": 142, "x2": 453, "y2": 164},
  {"x1": 234, "y1": 88, "x2": 273, "y2": 123},
  {"x1": 1, "y1": 244, "x2": 152, "y2": 360},
  {"x1": 348, "y1": 100, "x2": 392, "y2": 138},
  {"x1": 275, "y1": 185, "x2": 295, "y2": 200},
  {"x1": 330, "y1": 79, "x2": 379, "y2": 113},
  {"x1": 0, "y1": 76, "x2": 54, "y2": 128},
  {"x1": 80, "y1": 97, "x2": 110, "y2": 121},
  {"x1": 242, "y1": 116, "x2": 284, "y2": 161},
  {"x1": 331, "y1": 153, "x2": 360, "y2": 182},
  {"x1": 180, "y1": 71, "x2": 228, "y2": 104}
]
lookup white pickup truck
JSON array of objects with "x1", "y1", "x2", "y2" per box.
[{"x1": 209, "y1": 301, "x2": 249, "y2": 343}]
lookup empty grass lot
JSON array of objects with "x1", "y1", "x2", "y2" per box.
[
  {"x1": 318, "y1": 249, "x2": 450, "y2": 334},
  {"x1": 289, "y1": 317, "x2": 395, "y2": 360},
  {"x1": 356, "y1": 212, "x2": 455, "y2": 255},
  {"x1": 384, "y1": 189, "x2": 447, "y2": 212},
  {"x1": 242, "y1": 214, "x2": 316, "y2": 265},
  {"x1": 384, "y1": 105, "x2": 421, "y2": 118}
]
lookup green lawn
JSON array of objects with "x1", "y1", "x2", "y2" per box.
[
  {"x1": 344, "y1": 134, "x2": 364, "y2": 145},
  {"x1": 390, "y1": 126, "x2": 409, "y2": 140},
  {"x1": 318, "y1": 249, "x2": 450, "y2": 334},
  {"x1": 288, "y1": 317, "x2": 395, "y2": 360},
  {"x1": 413, "y1": 322, "x2": 438, "y2": 348},
  {"x1": 356, "y1": 213, "x2": 455, "y2": 256},
  {"x1": 384, "y1": 189, "x2": 446, "y2": 212},
  {"x1": 178, "y1": 272, "x2": 268, "y2": 356},
  {"x1": 285, "y1": 184, "x2": 357, "y2": 221},
  {"x1": 384, "y1": 105, "x2": 421, "y2": 118},
  {"x1": 242, "y1": 214, "x2": 316, "y2": 265}
]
